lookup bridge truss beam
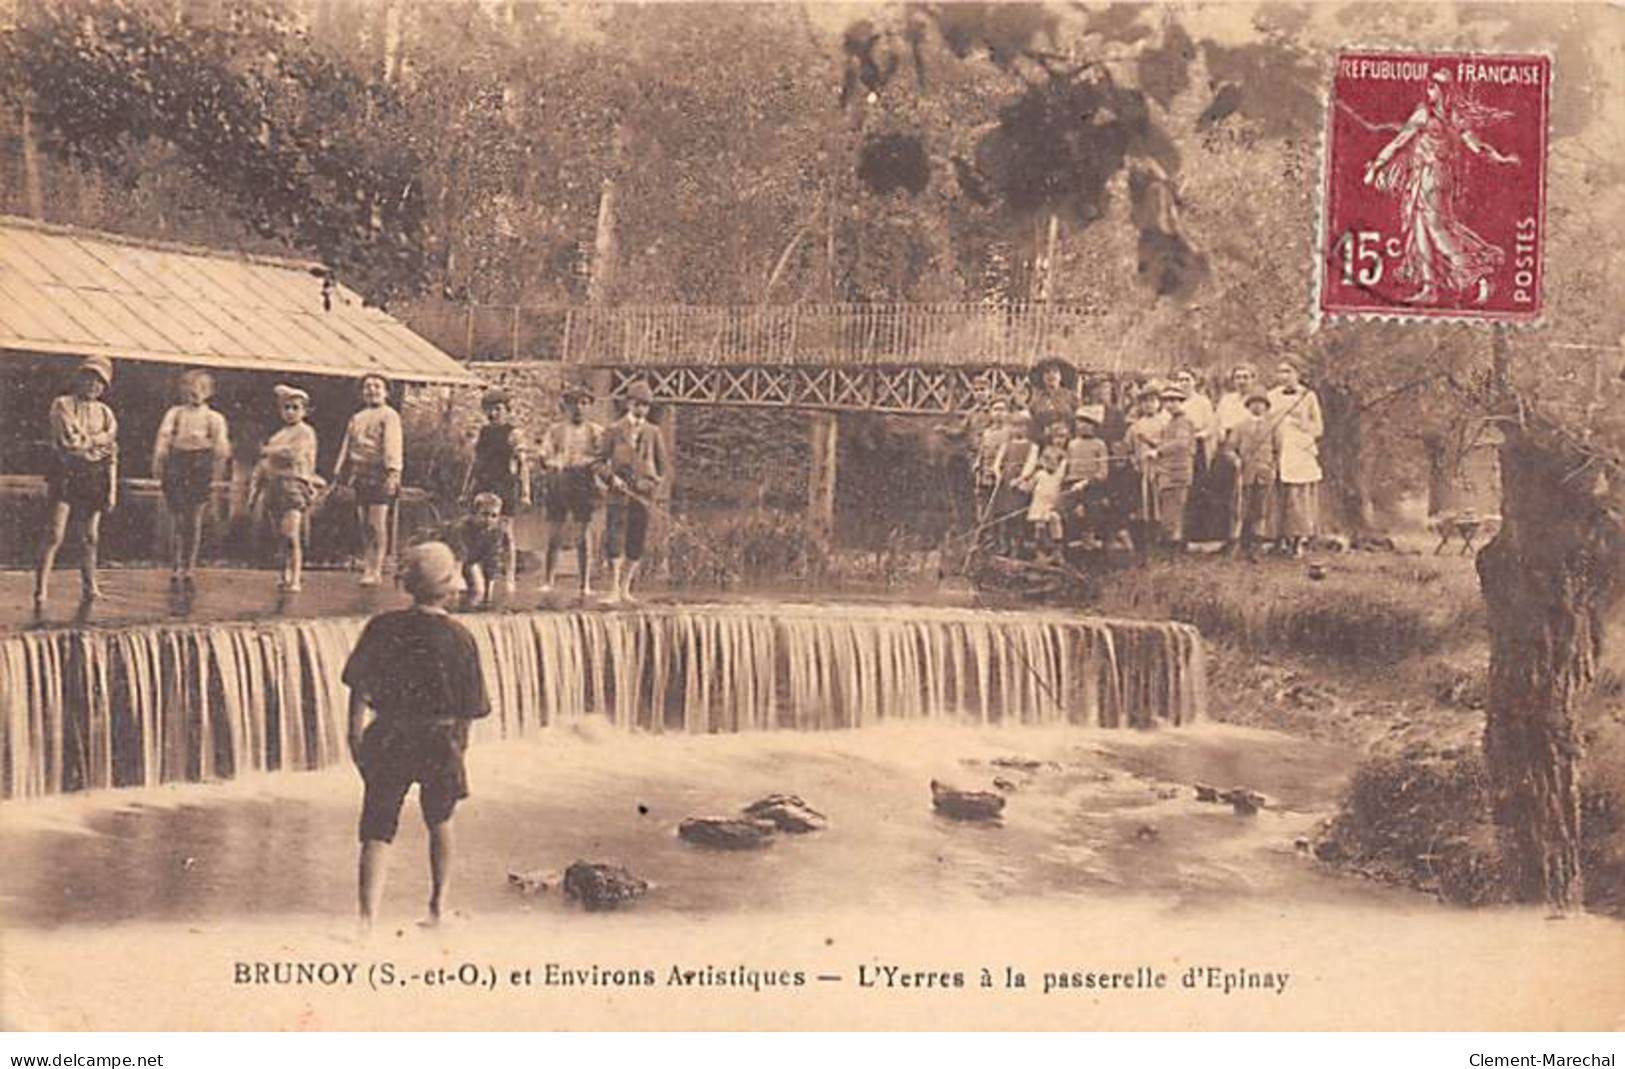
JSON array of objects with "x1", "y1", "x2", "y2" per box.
[{"x1": 608, "y1": 364, "x2": 1042, "y2": 414}]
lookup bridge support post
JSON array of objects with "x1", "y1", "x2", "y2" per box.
[{"x1": 807, "y1": 411, "x2": 838, "y2": 562}]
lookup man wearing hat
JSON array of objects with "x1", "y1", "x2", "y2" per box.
[
  {"x1": 597, "y1": 380, "x2": 668, "y2": 603},
  {"x1": 462, "y1": 386, "x2": 530, "y2": 596},
  {"x1": 34, "y1": 355, "x2": 119, "y2": 605},
  {"x1": 1064, "y1": 404, "x2": 1111, "y2": 552},
  {"x1": 1028, "y1": 356, "x2": 1078, "y2": 442},
  {"x1": 538, "y1": 381, "x2": 603, "y2": 598},
  {"x1": 344, "y1": 541, "x2": 489, "y2": 930},
  {"x1": 1153, "y1": 383, "x2": 1197, "y2": 550},
  {"x1": 1223, "y1": 386, "x2": 1282, "y2": 561},
  {"x1": 1268, "y1": 358, "x2": 1324, "y2": 556}
]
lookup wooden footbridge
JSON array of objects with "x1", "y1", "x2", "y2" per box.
[
  {"x1": 415, "y1": 302, "x2": 1138, "y2": 414},
  {"x1": 410, "y1": 301, "x2": 1145, "y2": 540}
]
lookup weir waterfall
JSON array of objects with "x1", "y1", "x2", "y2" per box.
[{"x1": 1, "y1": 603, "x2": 1205, "y2": 799}]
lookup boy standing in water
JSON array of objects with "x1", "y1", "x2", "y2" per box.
[
  {"x1": 335, "y1": 374, "x2": 404, "y2": 587},
  {"x1": 345, "y1": 541, "x2": 489, "y2": 931},
  {"x1": 35, "y1": 355, "x2": 119, "y2": 606},
  {"x1": 537, "y1": 384, "x2": 602, "y2": 598},
  {"x1": 248, "y1": 385, "x2": 321, "y2": 593},
  {"x1": 599, "y1": 381, "x2": 667, "y2": 604},
  {"x1": 153, "y1": 368, "x2": 231, "y2": 589}
]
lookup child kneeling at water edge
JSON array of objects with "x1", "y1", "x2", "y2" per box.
[
  {"x1": 448, "y1": 492, "x2": 513, "y2": 608},
  {"x1": 344, "y1": 542, "x2": 490, "y2": 930}
]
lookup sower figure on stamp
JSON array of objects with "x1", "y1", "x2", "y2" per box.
[
  {"x1": 598, "y1": 380, "x2": 668, "y2": 605},
  {"x1": 345, "y1": 542, "x2": 490, "y2": 932},
  {"x1": 537, "y1": 383, "x2": 603, "y2": 600},
  {"x1": 1361, "y1": 68, "x2": 1521, "y2": 306}
]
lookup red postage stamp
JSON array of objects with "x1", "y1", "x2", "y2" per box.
[{"x1": 1319, "y1": 51, "x2": 1550, "y2": 322}]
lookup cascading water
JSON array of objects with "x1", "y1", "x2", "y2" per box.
[{"x1": 0, "y1": 603, "x2": 1204, "y2": 799}]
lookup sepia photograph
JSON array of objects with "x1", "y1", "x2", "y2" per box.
[{"x1": 0, "y1": 0, "x2": 1622, "y2": 1036}]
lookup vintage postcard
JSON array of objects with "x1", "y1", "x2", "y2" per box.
[{"x1": 1, "y1": 0, "x2": 1622, "y2": 1036}]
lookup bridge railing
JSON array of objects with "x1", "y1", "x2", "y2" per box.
[
  {"x1": 559, "y1": 303, "x2": 1105, "y2": 367},
  {"x1": 405, "y1": 301, "x2": 1111, "y2": 367}
]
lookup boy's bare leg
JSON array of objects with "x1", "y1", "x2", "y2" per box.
[
  {"x1": 622, "y1": 558, "x2": 641, "y2": 603},
  {"x1": 575, "y1": 519, "x2": 593, "y2": 595},
  {"x1": 425, "y1": 820, "x2": 453, "y2": 925},
  {"x1": 80, "y1": 511, "x2": 102, "y2": 598},
  {"x1": 281, "y1": 511, "x2": 304, "y2": 590},
  {"x1": 362, "y1": 504, "x2": 389, "y2": 583},
  {"x1": 539, "y1": 519, "x2": 558, "y2": 592},
  {"x1": 186, "y1": 505, "x2": 206, "y2": 576},
  {"x1": 358, "y1": 839, "x2": 390, "y2": 931},
  {"x1": 576, "y1": 537, "x2": 592, "y2": 596},
  {"x1": 465, "y1": 563, "x2": 488, "y2": 607},
  {"x1": 606, "y1": 557, "x2": 625, "y2": 603},
  {"x1": 170, "y1": 513, "x2": 186, "y2": 580},
  {"x1": 34, "y1": 501, "x2": 71, "y2": 603},
  {"x1": 502, "y1": 517, "x2": 517, "y2": 595}
]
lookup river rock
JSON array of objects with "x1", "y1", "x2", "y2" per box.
[
  {"x1": 678, "y1": 817, "x2": 777, "y2": 849},
  {"x1": 930, "y1": 779, "x2": 1006, "y2": 822},
  {"x1": 741, "y1": 794, "x2": 828, "y2": 833},
  {"x1": 1194, "y1": 783, "x2": 1221, "y2": 803},
  {"x1": 507, "y1": 868, "x2": 551, "y2": 895},
  {"x1": 562, "y1": 861, "x2": 649, "y2": 911},
  {"x1": 990, "y1": 756, "x2": 1044, "y2": 771},
  {"x1": 1221, "y1": 788, "x2": 1267, "y2": 816},
  {"x1": 992, "y1": 777, "x2": 1018, "y2": 793}
]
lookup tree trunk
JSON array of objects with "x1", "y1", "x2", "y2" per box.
[
  {"x1": 1476, "y1": 422, "x2": 1623, "y2": 910},
  {"x1": 1318, "y1": 383, "x2": 1374, "y2": 536},
  {"x1": 806, "y1": 412, "x2": 838, "y2": 564},
  {"x1": 20, "y1": 104, "x2": 45, "y2": 219}
]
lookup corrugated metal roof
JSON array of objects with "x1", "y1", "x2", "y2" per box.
[{"x1": 0, "y1": 216, "x2": 478, "y2": 385}]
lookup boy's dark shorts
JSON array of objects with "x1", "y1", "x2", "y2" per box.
[
  {"x1": 472, "y1": 475, "x2": 524, "y2": 516},
  {"x1": 161, "y1": 449, "x2": 215, "y2": 510},
  {"x1": 47, "y1": 455, "x2": 113, "y2": 512},
  {"x1": 356, "y1": 717, "x2": 471, "y2": 843},
  {"x1": 352, "y1": 466, "x2": 399, "y2": 507},
  {"x1": 545, "y1": 467, "x2": 598, "y2": 525}
]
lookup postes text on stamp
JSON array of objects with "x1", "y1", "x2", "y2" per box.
[{"x1": 1320, "y1": 51, "x2": 1550, "y2": 322}]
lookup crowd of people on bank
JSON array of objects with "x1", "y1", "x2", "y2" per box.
[
  {"x1": 970, "y1": 358, "x2": 1326, "y2": 566},
  {"x1": 29, "y1": 350, "x2": 1326, "y2": 607},
  {"x1": 29, "y1": 355, "x2": 669, "y2": 608}
]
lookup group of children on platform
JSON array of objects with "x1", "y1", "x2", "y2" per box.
[
  {"x1": 972, "y1": 358, "x2": 1324, "y2": 565},
  {"x1": 31, "y1": 354, "x2": 667, "y2": 609}
]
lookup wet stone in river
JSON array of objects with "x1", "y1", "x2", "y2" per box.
[
  {"x1": 930, "y1": 779, "x2": 1006, "y2": 822},
  {"x1": 562, "y1": 861, "x2": 649, "y2": 911},
  {"x1": 678, "y1": 817, "x2": 777, "y2": 849},
  {"x1": 741, "y1": 794, "x2": 828, "y2": 833}
]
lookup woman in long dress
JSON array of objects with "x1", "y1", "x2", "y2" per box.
[
  {"x1": 1268, "y1": 359, "x2": 1323, "y2": 556},
  {"x1": 1362, "y1": 69, "x2": 1521, "y2": 305}
]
